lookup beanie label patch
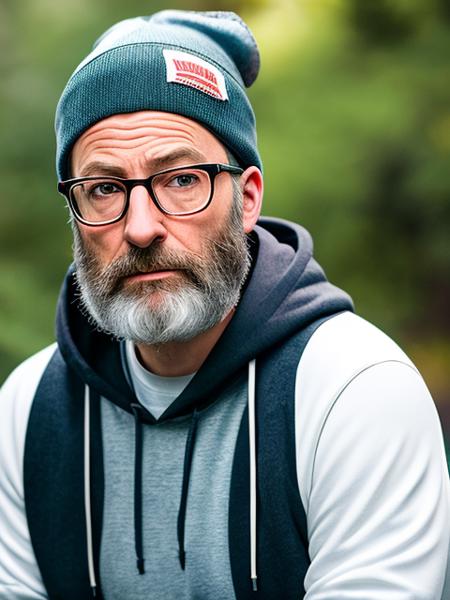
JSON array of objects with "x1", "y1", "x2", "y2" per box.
[{"x1": 163, "y1": 49, "x2": 228, "y2": 101}]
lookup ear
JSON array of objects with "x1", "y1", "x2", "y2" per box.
[{"x1": 240, "y1": 166, "x2": 263, "y2": 233}]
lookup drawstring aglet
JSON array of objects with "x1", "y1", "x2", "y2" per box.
[
  {"x1": 90, "y1": 585, "x2": 97, "y2": 598},
  {"x1": 251, "y1": 577, "x2": 258, "y2": 591},
  {"x1": 137, "y1": 557, "x2": 145, "y2": 574},
  {"x1": 179, "y1": 549, "x2": 186, "y2": 570}
]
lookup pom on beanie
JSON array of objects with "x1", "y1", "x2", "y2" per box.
[{"x1": 55, "y1": 10, "x2": 262, "y2": 180}]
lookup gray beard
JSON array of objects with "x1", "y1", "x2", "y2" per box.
[{"x1": 72, "y1": 201, "x2": 250, "y2": 345}]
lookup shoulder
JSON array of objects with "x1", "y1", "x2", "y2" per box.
[
  {"x1": 1, "y1": 344, "x2": 58, "y2": 466},
  {"x1": 299, "y1": 311, "x2": 415, "y2": 384},
  {"x1": 295, "y1": 312, "x2": 434, "y2": 508},
  {"x1": 1, "y1": 344, "x2": 58, "y2": 407}
]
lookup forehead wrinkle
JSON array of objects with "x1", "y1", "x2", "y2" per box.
[
  {"x1": 76, "y1": 129, "x2": 194, "y2": 154},
  {"x1": 74, "y1": 125, "x2": 198, "y2": 162},
  {"x1": 84, "y1": 124, "x2": 196, "y2": 144},
  {"x1": 79, "y1": 112, "x2": 200, "y2": 145}
]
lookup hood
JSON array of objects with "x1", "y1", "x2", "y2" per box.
[{"x1": 56, "y1": 216, "x2": 353, "y2": 422}]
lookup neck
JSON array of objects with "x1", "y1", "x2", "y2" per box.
[{"x1": 135, "y1": 309, "x2": 234, "y2": 377}]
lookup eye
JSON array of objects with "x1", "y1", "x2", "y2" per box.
[
  {"x1": 167, "y1": 173, "x2": 199, "y2": 188},
  {"x1": 89, "y1": 182, "x2": 122, "y2": 197}
]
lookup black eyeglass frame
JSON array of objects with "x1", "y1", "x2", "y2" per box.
[{"x1": 58, "y1": 162, "x2": 244, "y2": 226}]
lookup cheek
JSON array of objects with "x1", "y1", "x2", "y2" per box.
[
  {"x1": 192, "y1": 191, "x2": 234, "y2": 237},
  {"x1": 78, "y1": 223, "x2": 126, "y2": 264},
  {"x1": 178, "y1": 218, "x2": 221, "y2": 252}
]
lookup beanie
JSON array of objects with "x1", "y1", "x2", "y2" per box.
[{"x1": 55, "y1": 10, "x2": 262, "y2": 180}]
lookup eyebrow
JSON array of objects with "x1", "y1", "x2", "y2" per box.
[{"x1": 77, "y1": 147, "x2": 208, "y2": 178}]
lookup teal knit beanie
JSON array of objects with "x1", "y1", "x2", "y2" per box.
[{"x1": 55, "y1": 10, "x2": 262, "y2": 180}]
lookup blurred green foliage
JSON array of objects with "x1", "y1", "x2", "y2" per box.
[{"x1": 0, "y1": 0, "x2": 449, "y2": 440}]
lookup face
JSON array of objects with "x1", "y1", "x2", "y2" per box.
[{"x1": 70, "y1": 111, "x2": 262, "y2": 344}]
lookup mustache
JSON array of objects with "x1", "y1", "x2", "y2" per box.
[{"x1": 81, "y1": 244, "x2": 205, "y2": 293}]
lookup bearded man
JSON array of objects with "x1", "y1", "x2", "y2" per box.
[{"x1": 1, "y1": 10, "x2": 449, "y2": 600}]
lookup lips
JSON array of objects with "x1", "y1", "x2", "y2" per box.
[{"x1": 125, "y1": 270, "x2": 180, "y2": 283}]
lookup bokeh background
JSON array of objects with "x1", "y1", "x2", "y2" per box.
[{"x1": 1, "y1": 0, "x2": 449, "y2": 464}]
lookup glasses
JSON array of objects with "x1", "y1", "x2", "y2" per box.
[{"x1": 58, "y1": 163, "x2": 244, "y2": 226}]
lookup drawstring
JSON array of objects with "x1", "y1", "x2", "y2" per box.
[
  {"x1": 84, "y1": 385, "x2": 98, "y2": 598},
  {"x1": 131, "y1": 403, "x2": 146, "y2": 574},
  {"x1": 248, "y1": 359, "x2": 258, "y2": 591},
  {"x1": 120, "y1": 344, "x2": 146, "y2": 574},
  {"x1": 131, "y1": 402, "x2": 201, "y2": 575},
  {"x1": 177, "y1": 408, "x2": 200, "y2": 569}
]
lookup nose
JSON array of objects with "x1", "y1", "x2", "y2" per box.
[{"x1": 123, "y1": 185, "x2": 168, "y2": 248}]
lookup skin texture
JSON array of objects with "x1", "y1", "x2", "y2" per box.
[{"x1": 71, "y1": 110, "x2": 264, "y2": 376}]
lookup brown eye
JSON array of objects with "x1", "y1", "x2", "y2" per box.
[{"x1": 89, "y1": 182, "x2": 122, "y2": 197}]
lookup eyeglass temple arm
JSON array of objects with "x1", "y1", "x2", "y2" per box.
[{"x1": 219, "y1": 164, "x2": 244, "y2": 174}]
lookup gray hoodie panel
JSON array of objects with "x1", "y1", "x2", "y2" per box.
[{"x1": 100, "y1": 374, "x2": 247, "y2": 599}]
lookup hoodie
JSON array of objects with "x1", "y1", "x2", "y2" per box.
[{"x1": 20, "y1": 217, "x2": 353, "y2": 600}]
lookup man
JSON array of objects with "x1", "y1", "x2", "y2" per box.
[{"x1": 0, "y1": 9, "x2": 449, "y2": 600}]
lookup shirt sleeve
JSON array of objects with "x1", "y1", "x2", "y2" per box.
[
  {"x1": 303, "y1": 361, "x2": 450, "y2": 600},
  {"x1": 0, "y1": 347, "x2": 55, "y2": 600}
]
